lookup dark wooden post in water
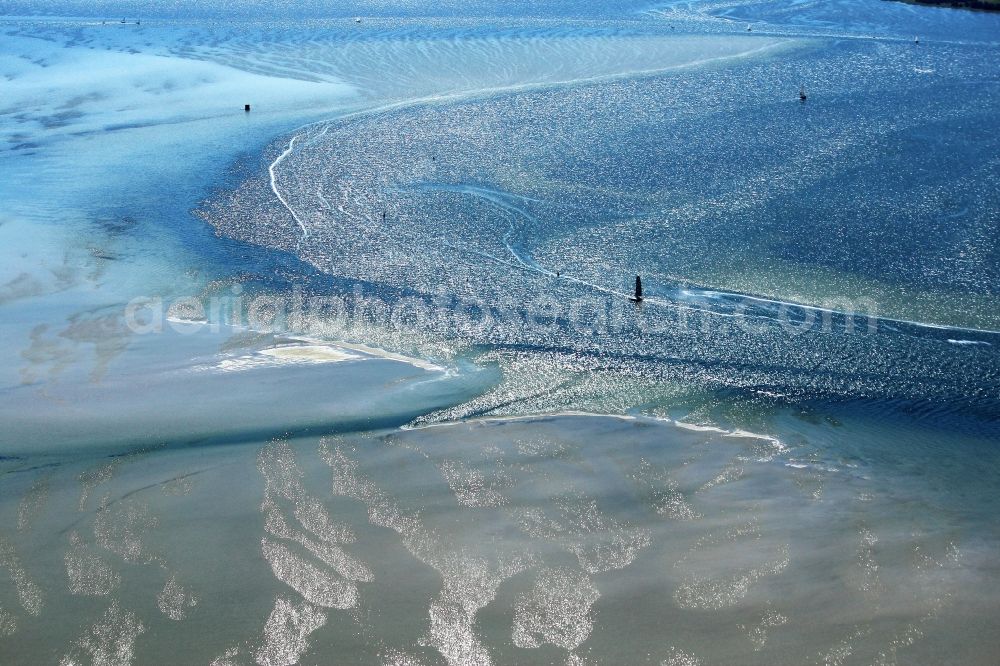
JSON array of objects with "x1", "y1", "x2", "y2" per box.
[
  {"x1": 631, "y1": 275, "x2": 643, "y2": 303},
  {"x1": 244, "y1": 104, "x2": 251, "y2": 112}
]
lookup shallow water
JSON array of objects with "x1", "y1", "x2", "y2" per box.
[
  {"x1": 1, "y1": 1, "x2": 999, "y2": 664},
  {"x1": 204, "y1": 25, "x2": 1000, "y2": 424},
  {"x1": 3, "y1": 416, "x2": 998, "y2": 665}
]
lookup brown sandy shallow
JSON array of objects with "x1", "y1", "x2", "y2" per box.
[{"x1": 2, "y1": 412, "x2": 998, "y2": 665}]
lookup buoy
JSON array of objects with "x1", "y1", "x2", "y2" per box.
[
  {"x1": 799, "y1": 85, "x2": 807, "y2": 102},
  {"x1": 244, "y1": 104, "x2": 251, "y2": 112},
  {"x1": 914, "y1": 36, "x2": 920, "y2": 44}
]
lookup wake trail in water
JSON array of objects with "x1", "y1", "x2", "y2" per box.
[
  {"x1": 407, "y1": 183, "x2": 1000, "y2": 344},
  {"x1": 408, "y1": 183, "x2": 645, "y2": 302},
  {"x1": 401, "y1": 183, "x2": 552, "y2": 274}
]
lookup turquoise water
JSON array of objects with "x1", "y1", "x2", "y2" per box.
[{"x1": 1, "y1": 1, "x2": 999, "y2": 664}]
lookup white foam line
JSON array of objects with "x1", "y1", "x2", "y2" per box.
[
  {"x1": 166, "y1": 317, "x2": 207, "y2": 326},
  {"x1": 177, "y1": 316, "x2": 447, "y2": 373},
  {"x1": 404, "y1": 411, "x2": 785, "y2": 451},
  {"x1": 199, "y1": 341, "x2": 446, "y2": 374},
  {"x1": 947, "y1": 339, "x2": 992, "y2": 347},
  {"x1": 289, "y1": 336, "x2": 446, "y2": 372},
  {"x1": 644, "y1": 415, "x2": 786, "y2": 450},
  {"x1": 269, "y1": 133, "x2": 309, "y2": 247},
  {"x1": 697, "y1": 289, "x2": 1000, "y2": 337},
  {"x1": 726, "y1": 428, "x2": 786, "y2": 450},
  {"x1": 330, "y1": 341, "x2": 446, "y2": 372},
  {"x1": 402, "y1": 411, "x2": 638, "y2": 431},
  {"x1": 259, "y1": 344, "x2": 361, "y2": 363}
]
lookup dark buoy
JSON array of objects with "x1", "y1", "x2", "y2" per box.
[
  {"x1": 244, "y1": 104, "x2": 251, "y2": 112},
  {"x1": 798, "y1": 85, "x2": 807, "y2": 102},
  {"x1": 630, "y1": 275, "x2": 643, "y2": 303}
]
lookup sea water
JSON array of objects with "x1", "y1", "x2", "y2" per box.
[{"x1": 1, "y1": 1, "x2": 999, "y2": 664}]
